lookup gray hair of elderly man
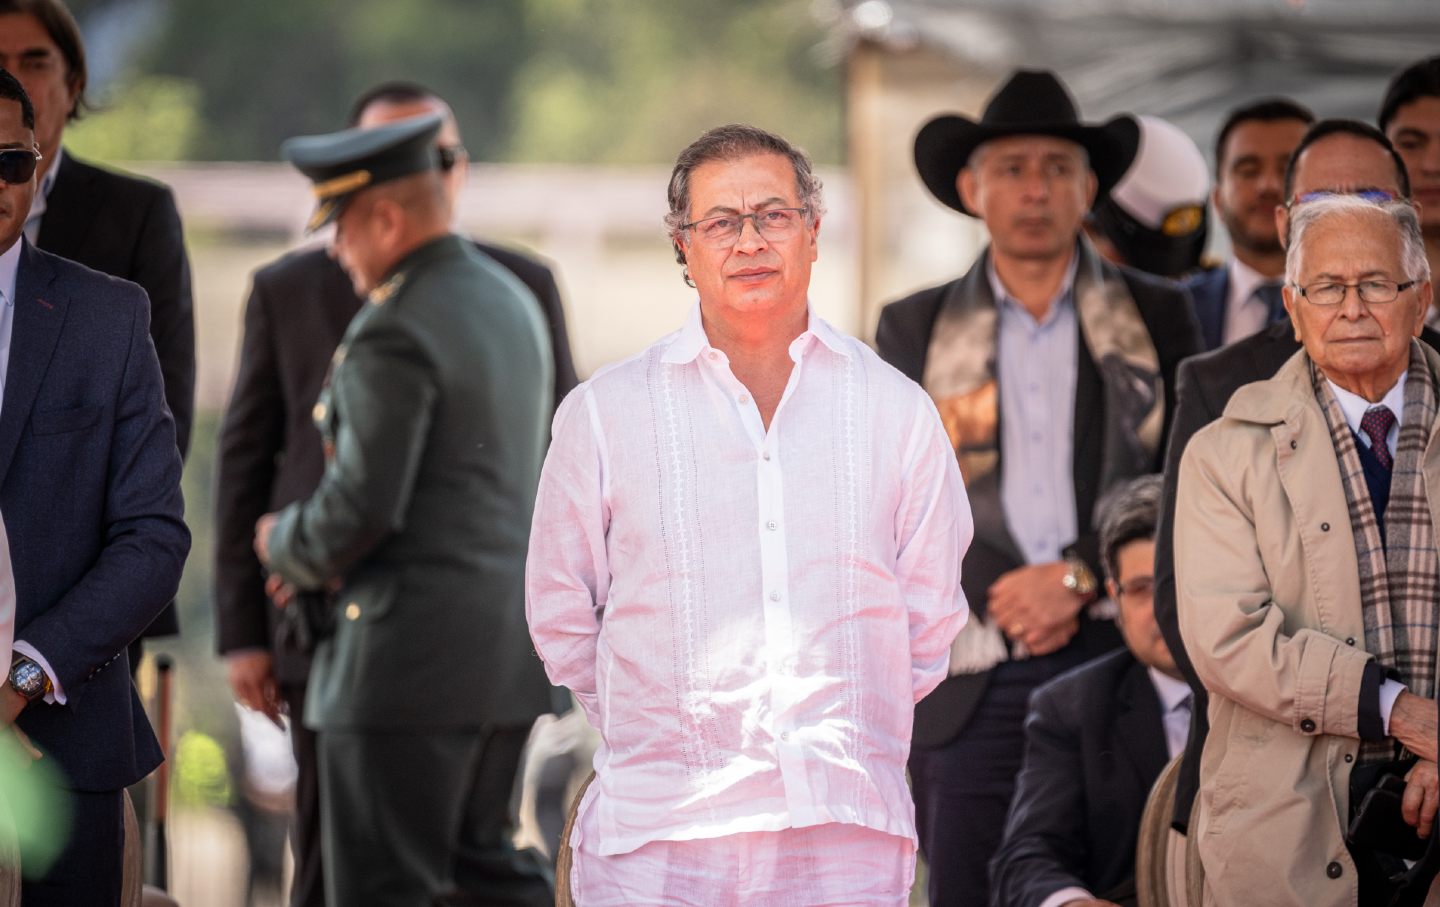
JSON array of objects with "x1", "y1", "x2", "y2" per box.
[
  {"x1": 1096, "y1": 473, "x2": 1164, "y2": 584},
  {"x1": 1285, "y1": 195, "x2": 1432, "y2": 286}
]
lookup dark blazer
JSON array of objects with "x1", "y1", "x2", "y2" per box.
[
  {"x1": 989, "y1": 649, "x2": 1170, "y2": 907},
  {"x1": 1181, "y1": 266, "x2": 1228, "y2": 352},
  {"x1": 37, "y1": 151, "x2": 195, "y2": 640},
  {"x1": 213, "y1": 243, "x2": 577, "y2": 683},
  {"x1": 6, "y1": 241, "x2": 189, "y2": 791},
  {"x1": 1153, "y1": 320, "x2": 1440, "y2": 831},
  {"x1": 876, "y1": 243, "x2": 1202, "y2": 747},
  {"x1": 264, "y1": 236, "x2": 556, "y2": 730}
]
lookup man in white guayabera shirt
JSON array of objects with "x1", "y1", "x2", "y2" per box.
[{"x1": 525, "y1": 124, "x2": 974, "y2": 906}]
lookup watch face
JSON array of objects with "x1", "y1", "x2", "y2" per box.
[{"x1": 10, "y1": 660, "x2": 43, "y2": 698}]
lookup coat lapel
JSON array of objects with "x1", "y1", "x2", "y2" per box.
[
  {"x1": 1114, "y1": 658, "x2": 1169, "y2": 788},
  {"x1": 34, "y1": 153, "x2": 96, "y2": 259},
  {"x1": 0, "y1": 243, "x2": 67, "y2": 485}
]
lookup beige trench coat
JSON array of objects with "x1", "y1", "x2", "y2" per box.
[{"x1": 1176, "y1": 345, "x2": 1440, "y2": 907}]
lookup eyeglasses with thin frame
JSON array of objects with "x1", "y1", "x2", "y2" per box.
[
  {"x1": 681, "y1": 207, "x2": 809, "y2": 246},
  {"x1": 0, "y1": 148, "x2": 42, "y2": 185},
  {"x1": 1287, "y1": 188, "x2": 1398, "y2": 209},
  {"x1": 1291, "y1": 279, "x2": 1418, "y2": 306}
]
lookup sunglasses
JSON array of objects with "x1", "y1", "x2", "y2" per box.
[{"x1": 0, "y1": 148, "x2": 41, "y2": 185}]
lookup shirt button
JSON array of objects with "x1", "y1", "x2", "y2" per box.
[
  {"x1": 766, "y1": 520, "x2": 777, "y2": 531},
  {"x1": 345, "y1": 602, "x2": 361, "y2": 621},
  {"x1": 1326, "y1": 861, "x2": 1343, "y2": 879},
  {"x1": 780, "y1": 731, "x2": 790, "y2": 741},
  {"x1": 769, "y1": 591, "x2": 781, "y2": 602},
  {"x1": 1300, "y1": 718, "x2": 1316, "y2": 733},
  {"x1": 707, "y1": 351, "x2": 718, "y2": 361},
  {"x1": 762, "y1": 452, "x2": 771, "y2": 461},
  {"x1": 739, "y1": 394, "x2": 750, "y2": 405}
]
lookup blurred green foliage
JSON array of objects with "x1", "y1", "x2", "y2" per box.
[
  {"x1": 174, "y1": 730, "x2": 233, "y2": 808},
  {"x1": 67, "y1": 0, "x2": 841, "y2": 164}
]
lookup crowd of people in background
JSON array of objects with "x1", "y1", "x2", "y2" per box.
[{"x1": 1, "y1": 0, "x2": 1440, "y2": 905}]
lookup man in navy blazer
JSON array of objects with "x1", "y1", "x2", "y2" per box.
[
  {"x1": 1184, "y1": 99, "x2": 1312, "y2": 350},
  {"x1": 0, "y1": 71, "x2": 188, "y2": 903}
]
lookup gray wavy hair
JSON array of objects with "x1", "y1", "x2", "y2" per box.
[
  {"x1": 1286, "y1": 195, "x2": 1431, "y2": 286},
  {"x1": 663, "y1": 124, "x2": 825, "y2": 286},
  {"x1": 1097, "y1": 474, "x2": 1164, "y2": 584}
]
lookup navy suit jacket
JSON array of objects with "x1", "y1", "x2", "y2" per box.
[
  {"x1": 6, "y1": 241, "x2": 189, "y2": 792},
  {"x1": 1181, "y1": 266, "x2": 1228, "y2": 352},
  {"x1": 37, "y1": 151, "x2": 196, "y2": 640},
  {"x1": 989, "y1": 649, "x2": 1169, "y2": 907}
]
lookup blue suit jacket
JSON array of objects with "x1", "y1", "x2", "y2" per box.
[
  {"x1": 5, "y1": 241, "x2": 189, "y2": 792},
  {"x1": 1182, "y1": 266, "x2": 1229, "y2": 352}
]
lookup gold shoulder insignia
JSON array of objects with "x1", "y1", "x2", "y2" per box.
[{"x1": 368, "y1": 272, "x2": 407, "y2": 306}]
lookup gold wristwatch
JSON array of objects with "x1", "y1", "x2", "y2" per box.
[{"x1": 1061, "y1": 556, "x2": 1098, "y2": 600}]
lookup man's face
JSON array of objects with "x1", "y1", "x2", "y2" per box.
[
  {"x1": 0, "y1": 97, "x2": 37, "y2": 254},
  {"x1": 1214, "y1": 118, "x2": 1309, "y2": 256},
  {"x1": 329, "y1": 193, "x2": 388, "y2": 297},
  {"x1": 356, "y1": 97, "x2": 467, "y2": 218},
  {"x1": 958, "y1": 135, "x2": 1096, "y2": 264},
  {"x1": 0, "y1": 13, "x2": 78, "y2": 173},
  {"x1": 679, "y1": 152, "x2": 818, "y2": 326},
  {"x1": 1108, "y1": 539, "x2": 1177, "y2": 677},
  {"x1": 1277, "y1": 134, "x2": 1405, "y2": 245},
  {"x1": 1387, "y1": 96, "x2": 1440, "y2": 231},
  {"x1": 1283, "y1": 209, "x2": 1430, "y2": 392}
]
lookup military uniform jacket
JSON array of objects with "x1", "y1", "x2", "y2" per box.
[{"x1": 267, "y1": 234, "x2": 554, "y2": 731}]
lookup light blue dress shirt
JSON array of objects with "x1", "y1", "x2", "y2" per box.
[{"x1": 991, "y1": 253, "x2": 1079, "y2": 566}]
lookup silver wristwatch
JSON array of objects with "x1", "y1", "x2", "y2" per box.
[{"x1": 8, "y1": 655, "x2": 51, "y2": 701}]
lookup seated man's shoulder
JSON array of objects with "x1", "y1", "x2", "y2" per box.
[{"x1": 1031, "y1": 648, "x2": 1134, "y2": 714}]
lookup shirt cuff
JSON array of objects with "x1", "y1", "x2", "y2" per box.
[
  {"x1": 1379, "y1": 678, "x2": 1407, "y2": 736},
  {"x1": 1039, "y1": 887, "x2": 1096, "y2": 907},
  {"x1": 11, "y1": 641, "x2": 66, "y2": 705}
]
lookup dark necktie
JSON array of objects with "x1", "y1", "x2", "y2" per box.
[{"x1": 1360, "y1": 405, "x2": 1396, "y2": 471}]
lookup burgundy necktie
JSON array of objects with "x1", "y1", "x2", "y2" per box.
[{"x1": 1359, "y1": 405, "x2": 1396, "y2": 471}]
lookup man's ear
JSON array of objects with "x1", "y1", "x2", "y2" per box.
[{"x1": 958, "y1": 168, "x2": 980, "y2": 216}]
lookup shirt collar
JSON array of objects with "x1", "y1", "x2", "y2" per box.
[
  {"x1": 986, "y1": 246, "x2": 1079, "y2": 326},
  {"x1": 1227, "y1": 256, "x2": 1274, "y2": 311},
  {"x1": 1148, "y1": 666, "x2": 1192, "y2": 713},
  {"x1": 1326, "y1": 372, "x2": 1407, "y2": 436},
  {"x1": 661, "y1": 301, "x2": 851, "y2": 365},
  {"x1": 0, "y1": 237, "x2": 22, "y2": 310}
]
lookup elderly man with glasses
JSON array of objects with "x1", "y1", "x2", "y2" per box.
[
  {"x1": 526, "y1": 123, "x2": 973, "y2": 906},
  {"x1": 1175, "y1": 195, "x2": 1440, "y2": 905}
]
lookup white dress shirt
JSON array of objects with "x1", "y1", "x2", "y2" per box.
[
  {"x1": 990, "y1": 254, "x2": 1080, "y2": 566},
  {"x1": 1222, "y1": 258, "x2": 1277, "y2": 345},
  {"x1": 527, "y1": 304, "x2": 972, "y2": 858}
]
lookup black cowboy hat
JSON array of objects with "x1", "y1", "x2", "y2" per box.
[{"x1": 914, "y1": 69, "x2": 1140, "y2": 217}]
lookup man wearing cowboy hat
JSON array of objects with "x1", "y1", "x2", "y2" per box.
[{"x1": 876, "y1": 69, "x2": 1202, "y2": 907}]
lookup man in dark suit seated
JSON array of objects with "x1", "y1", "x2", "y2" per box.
[
  {"x1": 0, "y1": 0, "x2": 195, "y2": 662},
  {"x1": 1183, "y1": 98, "x2": 1313, "y2": 351},
  {"x1": 214, "y1": 82, "x2": 577, "y2": 907},
  {"x1": 0, "y1": 69, "x2": 188, "y2": 904},
  {"x1": 1154, "y1": 118, "x2": 1438, "y2": 839},
  {"x1": 991, "y1": 475, "x2": 1187, "y2": 907}
]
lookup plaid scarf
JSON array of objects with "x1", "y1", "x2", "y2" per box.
[{"x1": 1311, "y1": 344, "x2": 1440, "y2": 766}]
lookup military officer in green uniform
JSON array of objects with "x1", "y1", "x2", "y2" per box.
[{"x1": 253, "y1": 113, "x2": 556, "y2": 907}]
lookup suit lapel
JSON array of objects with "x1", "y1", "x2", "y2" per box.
[
  {"x1": 35, "y1": 153, "x2": 96, "y2": 259},
  {"x1": 1114, "y1": 657, "x2": 1170, "y2": 789},
  {"x1": 0, "y1": 243, "x2": 67, "y2": 484}
]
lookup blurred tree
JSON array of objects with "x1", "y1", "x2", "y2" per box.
[
  {"x1": 64, "y1": 74, "x2": 201, "y2": 161},
  {"x1": 507, "y1": 0, "x2": 842, "y2": 164},
  {"x1": 142, "y1": 0, "x2": 531, "y2": 161}
]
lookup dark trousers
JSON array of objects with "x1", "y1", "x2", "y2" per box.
[
  {"x1": 318, "y1": 723, "x2": 553, "y2": 907},
  {"x1": 910, "y1": 656, "x2": 1076, "y2": 907},
  {"x1": 21, "y1": 787, "x2": 124, "y2": 906},
  {"x1": 284, "y1": 681, "x2": 326, "y2": 907}
]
